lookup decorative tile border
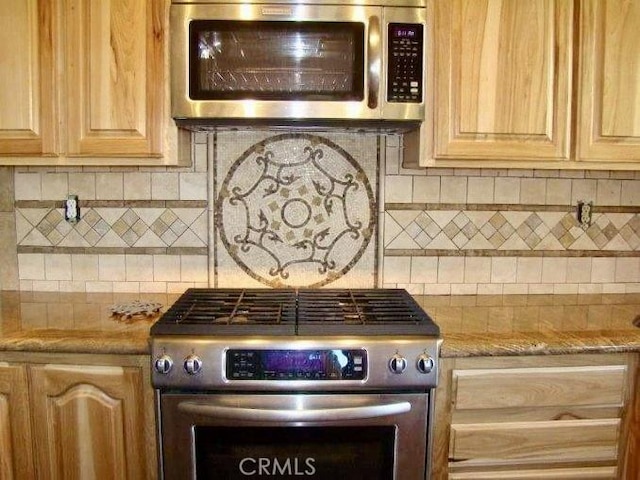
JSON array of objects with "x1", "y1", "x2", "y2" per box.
[
  {"x1": 384, "y1": 205, "x2": 640, "y2": 254},
  {"x1": 16, "y1": 200, "x2": 208, "y2": 253}
]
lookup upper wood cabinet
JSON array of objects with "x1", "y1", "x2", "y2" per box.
[
  {"x1": 0, "y1": 0, "x2": 179, "y2": 165},
  {"x1": 428, "y1": 0, "x2": 640, "y2": 169},
  {"x1": 576, "y1": 0, "x2": 640, "y2": 164},
  {"x1": 432, "y1": 0, "x2": 573, "y2": 163}
]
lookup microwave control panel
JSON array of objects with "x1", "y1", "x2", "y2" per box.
[{"x1": 387, "y1": 23, "x2": 424, "y2": 103}]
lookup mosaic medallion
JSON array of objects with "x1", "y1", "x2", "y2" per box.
[{"x1": 215, "y1": 133, "x2": 376, "y2": 288}]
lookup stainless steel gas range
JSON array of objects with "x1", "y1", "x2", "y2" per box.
[{"x1": 150, "y1": 288, "x2": 441, "y2": 480}]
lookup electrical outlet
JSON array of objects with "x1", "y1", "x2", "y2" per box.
[
  {"x1": 64, "y1": 195, "x2": 80, "y2": 223},
  {"x1": 576, "y1": 201, "x2": 593, "y2": 229}
]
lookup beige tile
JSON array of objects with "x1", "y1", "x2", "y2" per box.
[
  {"x1": 615, "y1": 257, "x2": 639, "y2": 283},
  {"x1": 72, "y1": 254, "x2": 99, "y2": 281},
  {"x1": 0, "y1": 213, "x2": 18, "y2": 289},
  {"x1": 566, "y1": 257, "x2": 591, "y2": 283},
  {"x1": 494, "y1": 177, "x2": 520, "y2": 204},
  {"x1": 591, "y1": 257, "x2": 615, "y2": 283},
  {"x1": 99, "y1": 255, "x2": 126, "y2": 282},
  {"x1": 69, "y1": 173, "x2": 96, "y2": 200},
  {"x1": 86, "y1": 281, "x2": 113, "y2": 293},
  {"x1": 125, "y1": 254, "x2": 153, "y2": 281},
  {"x1": 45, "y1": 254, "x2": 72, "y2": 281},
  {"x1": 124, "y1": 172, "x2": 152, "y2": 200},
  {"x1": 423, "y1": 284, "x2": 451, "y2": 295},
  {"x1": 385, "y1": 175, "x2": 413, "y2": 203},
  {"x1": 518, "y1": 178, "x2": 545, "y2": 205},
  {"x1": 571, "y1": 179, "x2": 597, "y2": 204},
  {"x1": 451, "y1": 284, "x2": 477, "y2": 295},
  {"x1": 596, "y1": 179, "x2": 621, "y2": 206},
  {"x1": 152, "y1": 173, "x2": 180, "y2": 200},
  {"x1": 467, "y1": 177, "x2": 494, "y2": 203},
  {"x1": 179, "y1": 173, "x2": 207, "y2": 201},
  {"x1": 0, "y1": 167, "x2": 14, "y2": 212},
  {"x1": 15, "y1": 172, "x2": 42, "y2": 200},
  {"x1": 41, "y1": 173, "x2": 68, "y2": 200},
  {"x1": 412, "y1": 176, "x2": 440, "y2": 203},
  {"x1": 437, "y1": 257, "x2": 464, "y2": 283},
  {"x1": 491, "y1": 257, "x2": 517, "y2": 283},
  {"x1": 154, "y1": 255, "x2": 181, "y2": 282},
  {"x1": 440, "y1": 176, "x2": 467, "y2": 203},
  {"x1": 621, "y1": 180, "x2": 640, "y2": 206},
  {"x1": 477, "y1": 283, "x2": 503, "y2": 295},
  {"x1": 181, "y1": 255, "x2": 208, "y2": 282},
  {"x1": 464, "y1": 257, "x2": 491, "y2": 283},
  {"x1": 140, "y1": 282, "x2": 168, "y2": 293},
  {"x1": 410, "y1": 257, "x2": 438, "y2": 283},
  {"x1": 18, "y1": 253, "x2": 45, "y2": 280},
  {"x1": 541, "y1": 257, "x2": 567, "y2": 283},
  {"x1": 516, "y1": 257, "x2": 542, "y2": 283},
  {"x1": 545, "y1": 179, "x2": 571, "y2": 205},
  {"x1": 382, "y1": 257, "x2": 411, "y2": 283},
  {"x1": 96, "y1": 173, "x2": 124, "y2": 200}
]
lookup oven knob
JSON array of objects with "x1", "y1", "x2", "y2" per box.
[
  {"x1": 183, "y1": 355, "x2": 203, "y2": 375},
  {"x1": 388, "y1": 354, "x2": 407, "y2": 374},
  {"x1": 416, "y1": 354, "x2": 435, "y2": 374},
  {"x1": 154, "y1": 355, "x2": 173, "y2": 375}
]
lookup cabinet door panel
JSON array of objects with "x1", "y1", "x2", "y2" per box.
[
  {"x1": 577, "y1": 0, "x2": 640, "y2": 162},
  {"x1": 0, "y1": 364, "x2": 35, "y2": 480},
  {"x1": 449, "y1": 466, "x2": 617, "y2": 479},
  {"x1": 434, "y1": 0, "x2": 572, "y2": 161},
  {"x1": 64, "y1": 0, "x2": 163, "y2": 156},
  {"x1": 29, "y1": 364, "x2": 147, "y2": 480},
  {"x1": 0, "y1": 0, "x2": 55, "y2": 155}
]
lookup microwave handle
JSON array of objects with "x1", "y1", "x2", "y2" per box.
[
  {"x1": 178, "y1": 399, "x2": 410, "y2": 422},
  {"x1": 367, "y1": 15, "x2": 381, "y2": 110}
]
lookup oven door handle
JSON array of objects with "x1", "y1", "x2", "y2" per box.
[{"x1": 177, "y1": 399, "x2": 411, "y2": 422}]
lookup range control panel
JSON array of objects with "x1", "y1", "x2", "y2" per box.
[
  {"x1": 387, "y1": 23, "x2": 424, "y2": 103},
  {"x1": 226, "y1": 349, "x2": 367, "y2": 381}
]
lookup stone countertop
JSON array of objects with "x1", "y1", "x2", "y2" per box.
[
  {"x1": 0, "y1": 291, "x2": 180, "y2": 355},
  {"x1": 416, "y1": 293, "x2": 640, "y2": 357},
  {"x1": 0, "y1": 291, "x2": 638, "y2": 357}
]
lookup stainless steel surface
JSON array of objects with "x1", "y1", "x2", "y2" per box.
[
  {"x1": 177, "y1": 397, "x2": 412, "y2": 421},
  {"x1": 160, "y1": 392, "x2": 430, "y2": 480},
  {"x1": 152, "y1": 336, "x2": 440, "y2": 390},
  {"x1": 170, "y1": 3, "x2": 426, "y2": 124}
]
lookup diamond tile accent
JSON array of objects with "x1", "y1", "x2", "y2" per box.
[
  {"x1": 383, "y1": 209, "x2": 640, "y2": 252},
  {"x1": 17, "y1": 206, "x2": 208, "y2": 249}
]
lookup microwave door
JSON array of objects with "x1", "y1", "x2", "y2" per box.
[{"x1": 171, "y1": 4, "x2": 384, "y2": 122}]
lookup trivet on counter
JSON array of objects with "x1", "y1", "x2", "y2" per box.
[{"x1": 110, "y1": 300, "x2": 163, "y2": 322}]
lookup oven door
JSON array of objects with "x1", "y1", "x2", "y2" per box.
[{"x1": 159, "y1": 393, "x2": 429, "y2": 480}]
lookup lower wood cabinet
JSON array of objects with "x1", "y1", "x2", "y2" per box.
[
  {"x1": 433, "y1": 353, "x2": 639, "y2": 480},
  {"x1": 0, "y1": 353, "x2": 156, "y2": 480}
]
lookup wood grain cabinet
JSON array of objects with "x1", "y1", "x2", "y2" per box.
[
  {"x1": 432, "y1": 353, "x2": 639, "y2": 480},
  {"x1": 0, "y1": 0, "x2": 179, "y2": 165},
  {"x1": 428, "y1": 0, "x2": 640, "y2": 169},
  {"x1": 0, "y1": 354, "x2": 156, "y2": 480}
]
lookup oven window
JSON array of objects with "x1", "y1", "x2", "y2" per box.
[
  {"x1": 189, "y1": 21, "x2": 365, "y2": 101},
  {"x1": 194, "y1": 426, "x2": 394, "y2": 479}
]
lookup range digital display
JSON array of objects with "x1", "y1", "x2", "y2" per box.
[{"x1": 226, "y1": 349, "x2": 366, "y2": 381}]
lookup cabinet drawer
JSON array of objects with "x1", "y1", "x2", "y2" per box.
[
  {"x1": 449, "y1": 466, "x2": 617, "y2": 479},
  {"x1": 452, "y1": 365, "x2": 626, "y2": 410},
  {"x1": 450, "y1": 419, "x2": 620, "y2": 466}
]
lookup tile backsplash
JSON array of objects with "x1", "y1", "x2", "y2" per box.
[{"x1": 1, "y1": 131, "x2": 639, "y2": 294}]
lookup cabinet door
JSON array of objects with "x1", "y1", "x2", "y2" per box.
[
  {"x1": 433, "y1": 0, "x2": 573, "y2": 161},
  {"x1": 63, "y1": 0, "x2": 164, "y2": 157},
  {"x1": 29, "y1": 364, "x2": 148, "y2": 480},
  {"x1": 0, "y1": 0, "x2": 56, "y2": 156},
  {"x1": 576, "y1": 0, "x2": 640, "y2": 163},
  {"x1": 0, "y1": 364, "x2": 35, "y2": 480}
]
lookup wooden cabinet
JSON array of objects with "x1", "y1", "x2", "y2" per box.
[
  {"x1": 432, "y1": 0, "x2": 573, "y2": 163},
  {"x1": 432, "y1": 353, "x2": 639, "y2": 479},
  {"x1": 0, "y1": 364, "x2": 35, "y2": 479},
  {"x1": 576, "y1": 0, "x2": 640, "y2": 164},
  {"x1": 0, "y1": 0, "x2": 180, "y2": 165},
  {"x1": 0, "y1": 353, "x2": 156, "y2": 480},
  {"x1": 427, "y1": 0, "x2": 640, "y2": 169}
]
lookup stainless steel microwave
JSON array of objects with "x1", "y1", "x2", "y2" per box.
[{"x1": 170, "y1": 0, "x2": 427, "y2": 127}]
